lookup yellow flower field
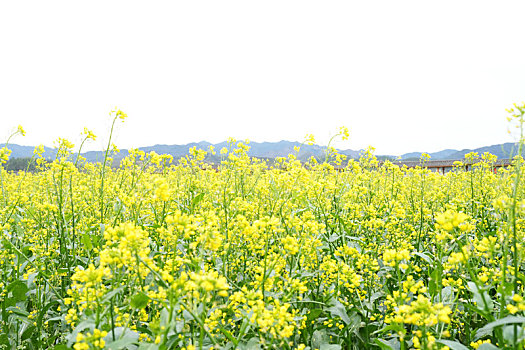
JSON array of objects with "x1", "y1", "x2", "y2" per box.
[{"x1": 1, "y1": 105, "x2": 525, "y2": 349}]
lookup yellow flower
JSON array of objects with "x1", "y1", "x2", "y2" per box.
[
  {"x1": 339, "y1": 126, "x2": 350, "y2": 140},
  {"x1": 435, "y1": 210, "x2": 469, "y2": 232},
  {"x1": 116, "y1": 109, "x2": 128, "y2": 120},
  {"x1": 282, "y1": 236, "x2": 299, "y2": 255},
  {"x1": 17, "y1": 125, "x2": 26, "y2": 136}
]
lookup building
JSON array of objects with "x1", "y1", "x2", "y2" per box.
[{"x1": 388, "y1": 159, "x2": 513, "y2": 174}]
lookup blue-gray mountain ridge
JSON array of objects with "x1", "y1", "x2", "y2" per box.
[{"x1": 1, "y1": 141, "x2": 523, "y2": 162}]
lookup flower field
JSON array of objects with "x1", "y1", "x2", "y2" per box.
[{"x1": 2, "y1": 109, "x2": 525, "y2": 350}]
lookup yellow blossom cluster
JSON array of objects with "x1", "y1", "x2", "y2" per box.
[
  {"x1": 386, "y1": 294, "x2": 452, "y2": 326},
  {"x1": 382, "y1": 248, "x2": 411, "y2": 268}
]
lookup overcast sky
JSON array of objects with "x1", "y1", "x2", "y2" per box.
[{"x1": 1, "y1": 1, "x2": 524, "y2": 156}]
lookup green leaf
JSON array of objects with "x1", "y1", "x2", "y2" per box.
[
  {"x1": 81, "y1": 233, "x2": 93, "y2": 250},
  {"x1": 442, "y1": 286, "x2": 454, "y2": 302},
  {"x1": 327, "y1": 234, "x2": 340, "y2": 243},
  {"x1": 467, "y1": 281, "x2": 493, "y2": 314},
  {"x1": 4, "y1": 297, "x2": 17, "y2": 308},
  {"x1": 245, "y1": 337, "x2": 262, "y2": 350},
  {"x1": 0, "y1": 334, "x2": 9, "y2": 346},
  {"x1": 347, "y1": 312, "x2": 361, "y2": 334},
  {"x1": 21, "y1": 325, "x2": 35, "y2": 341},
  {"x1": 429, "y1": 267, "x2": 442, "y2": 296},
  {"x1": 106, "y1": 334, "x2": 140, "y2": 349},
  {"x1": 52, "y1": 345, "x2": 70, "y2": 350},
  {"x1": 8, "y1": 280, "x2": 28, "y2": 301},
  {"x1": 9, "y1": 304, "x2": 28, "y2": 315},
  {"x1": 382, "y1": 338, "x2": 400, "y2": 350},
  {"x1": 477, "y1": 344, "x2": 500, "y2": 350},
  {"x1": 311, "y1": 329, "x2": 329, "y2": 350},
  {"x1": 413, "y1": 251, "x2": 433, "y2": 264},
  {"x1": 67, "y1": 320, "x2": 94, "y2": 347},
  {"x1": 166, "y1": 335, "x2": 182, "y2": 349},
  {"x1": 320, "y1": 345, "x2": 341, "y2": 350},
  {"x1": 327, "y1": 300, "x2": 350, "y2": 325},
  {"x1": 503, "y1": 324, "x2": 525, "y2": 345},
  {"x1": 107, "y1": 327, "x2": 140, "y2": 349},
  {"x1": 307, "y1": 308, "x2": 323, "y2": 322},
  {"x1": 435, "y1": 339, "x2": 469, "y2": 350},
  {"x1": 137, "y1": 344, "x2": 159, "y2": 350},
  {"x1": 372, "y1": 324, "x2": 404, "y2": 336},
  {"x1": 191, "y1": 192, "x2": 205, "y2": 208},
  {"x1": 374, "y1": 339, "x2": 394, "y2": 350},
  {"x1": 475, "y1": 316, "x2": 525, "y2": 340},
  {"x1": 157, "y1": 307, "x2": 170, "y2": 330},
  {"x1": 130, "y1": 292, "x2": 150, "y2": 309},
  {"x1": 182, "y1": 309, "x2": 194, "y2": 321}
]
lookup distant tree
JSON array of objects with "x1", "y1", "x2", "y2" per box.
[{"x1": 3, "y1": 157, "x2": 45, "y2": 172}]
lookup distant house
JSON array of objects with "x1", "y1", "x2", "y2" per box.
[{"x1": 388, "y1": 159, "x2": 513, "y2": 174}]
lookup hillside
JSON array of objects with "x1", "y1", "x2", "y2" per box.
[
  {"x1": 3, "y1": 141, "x2": 522, "y2": 163},
  {"x1": 400, "y1": 143, "x2": 523, "y2": 160},
  {"x1": 400, "y1": 149, "x2": 457, "y2": 160},
  {"x1": 447, "y1": 143, "x2": 523, "y2": 160},
  {"x1": 2, "y1": 141, "x2": 364, "y2": 163}
]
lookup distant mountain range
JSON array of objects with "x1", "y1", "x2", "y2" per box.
[
  {"x1": 0, "y1": 141, "x2": 362, "y2": 163},
  {"x1": 399, "y1": 143, "x2": 523, "y2": 160},
  {"x1": 1, "y1": 141, "x2": 523, "y2": 163}
]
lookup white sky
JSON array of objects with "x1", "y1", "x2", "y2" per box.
[{"x1": 1, "y1": 1, "x2": 524, "y2": 156}]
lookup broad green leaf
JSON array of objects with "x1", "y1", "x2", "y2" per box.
[
  {"x1": 413, "y1": 251, "x2": 433, "y2": 264},
  {"x1": 328, "y1": 234, "x2": 340, "y2": 242},
  {"x1": 307, "y1": 308, "x2": 323, "y2": 322},
  {"x1": 441, "y1": 286, "x2": 454, "y2": 303},
  {"x1": 4, "y1": 297, "x2": 16, "y2": 308},
  {"x1": 0, "y1": 334, "x2": 8, "y2": 346},
  {"x1": 166, "y1": 335, "x2": 182, "y2": 349},
  {"x1": 347, "y1": 312, "x2": 361, "y2": 333},
  {"x1": 429, "y1": 267, "x2": 442, "y2": 296},
  {"x1": 374, "y1": 339, "x2": 394, "y2": 350},
  {"x1": 52, "y1": 345, "x2": 70, "y2": 350},
  {"x1": 246, "y1": 337, "x2": 262, "y2": 350},
  {"x1": 137, "y1": 344, "x2": 159, "y2": 350},
  {"x1": 467, "y1": 281, "x2": 493, "y2": 314},
  {"x1": 435, "y1": 339, "x2": 469, "y2": 350},
  {"x1": 327, "y1": 300, "x2": 350, "y2": 325},
  {"x1": 375, "y1": 338, "x2": 401, "y2": 350},
  {"x1": 182, "y1": 309, "x2": 194, "y2": 321},
  {"x1": 503, "y1": 324, "x2": 525, "y2": 345},
  {"x1": 478, "y1": 344, "x2": 500, "y2": 350},
  {"x1": 311, "y1": 329, "x2": 329, "y2": 350},
  {"x1": 106, "y1": 334, "x2": 140, "y2": 350},
  {"x1": 67, "y1": 320, "x2": 95, "y2": 347},
  {"x1": 21, "y1": 325, "x2": 35, "y2": 341},
  {"x1": 475, "y1": 316, "x2": 525, "y2": 340},
  {"x1": 372, "y1": 324, "x2": 404, "y2": 336},
  {"x1": 7, "y1": 306, "x2": 29, "y2": 317},
  {"x1": 8, "y1": 280, "x2": 28, "y2": 301},
  {"x1": 81, "y1": 233, "x2": 93, "y2": 250},
  {"x1": 130, "y1": 291, "x2": 150, "y2": 309},
  {"x1": 26, "y1": 271, "x2": 38, "y2": 289},
  {"x1": 320, "y1": 345, "x2": 341, "y2": 350},
  {"x1": 191, "y1": 193, "x2": 205, "y2": 208}
]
